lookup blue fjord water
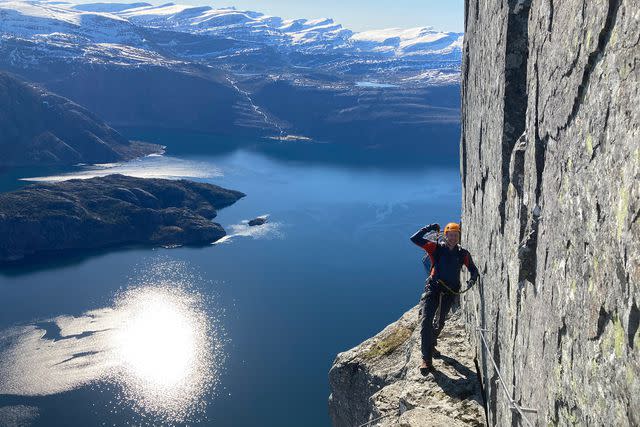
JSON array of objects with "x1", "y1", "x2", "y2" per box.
[{"x1": 0, "y1": 131, "x2": 461, "y2": 426}]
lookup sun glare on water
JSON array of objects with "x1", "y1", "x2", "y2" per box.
[
  {"x1": 117, "y1": 292, "x2": 197, "y2": 387},
  {"x1": 109, "y1": 284, "x2": 217, "y2": 420},
  {"x1": 0, "y1": 260, "x2": 225, "y2": 424}
]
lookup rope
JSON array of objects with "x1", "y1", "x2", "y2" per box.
[
  {"x1": 471, "y1": 277, "x2": 537, "y2": 427},
  {"x1": 437, "y1": 279, "x2": 476, "y2": 295},
  {"x1": 357, "y1": 412, "x2": 395, "y2": 427}
]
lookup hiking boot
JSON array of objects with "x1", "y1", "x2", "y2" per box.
[{"x1": 420, "y1": 359, "x2": 435, "y2": 376}]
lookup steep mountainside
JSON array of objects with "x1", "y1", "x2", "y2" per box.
[
  {"x1": 0, "y1": 72, "x2": 160, "y2": 166},
  {"x1": 0, "y1": 0, "x2": 462, "y2": 78},
  {"x1": 461, "y1": 0, "x2": 639, "y2": 425}
]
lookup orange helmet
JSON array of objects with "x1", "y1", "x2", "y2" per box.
[{"x1": 444, "y1": 222, "x2": 461, "y2": 235}]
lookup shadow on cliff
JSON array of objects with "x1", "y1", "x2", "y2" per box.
[
  {"x1": 431, "y1": 354, "x2": 484, "y2": 407},
  {"x1": 474, "y1": 278, "x2": 491, "y2": 424}
]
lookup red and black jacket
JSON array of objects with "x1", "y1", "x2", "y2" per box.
[{"x1": 410, "y1": 227, "x2": 479, "y2": 289}]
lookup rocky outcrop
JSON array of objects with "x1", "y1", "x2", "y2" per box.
[
  {"x1": 248, "y1": 216, "x2": 268, "y2": 226},
  {"x1": 328, "y1": 306, "x2": 485, "y2": 427},
  {"x1": 0, "y1": 72, "x2": 161, "y2": 166},
  {"x1": 0, "y1": 174, "x2": 244, "y2": 262},
  {"x1": 461, "y1": 0, "x2": 639, "y2": 426}
]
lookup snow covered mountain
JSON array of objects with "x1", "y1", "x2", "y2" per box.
[
  {"x1": 0, "y1": 0, "x2": 462, "y2": 82},
  {"x1": 351, "y1": 27, "x2": 463, "y2": 56},
  {"x1": 77, "y1": 1, "x2": 461, "y2": 56},
  {"x1": 0, "y1": 0, "x2": 463, "y2": 150}
]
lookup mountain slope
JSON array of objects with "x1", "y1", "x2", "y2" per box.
[
  {"x1": 0, "y1": 0, "x2": 462, "y2": 81},
  {"x1": 0, "y1": 72, "x2": 160, "y2": 166},
  {"x1": 0, "y1": 0, "x2": 463, "y2": 151}
]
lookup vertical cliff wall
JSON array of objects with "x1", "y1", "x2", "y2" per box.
[{"x1": 461, "y1": 0, "x2": 639, "y2": 425}]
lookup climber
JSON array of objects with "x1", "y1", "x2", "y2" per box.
[{"x1": 410, "y1": 222, "x2": 479, "y2": 376}]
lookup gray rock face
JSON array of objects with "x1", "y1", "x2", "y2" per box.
[
  {"x1": 328, "y1": 306, "x2": 485, "y2": 427},
  {"x1": 461, "y1": 0, "x2": 639, "y2": 426},
  {"x1": 0, "y1": 174, "x2": 245, "y2": 262}
]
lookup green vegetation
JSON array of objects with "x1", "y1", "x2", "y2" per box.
[{"x1": 362, "y1": 325, "x2": 414, "y2": 360}]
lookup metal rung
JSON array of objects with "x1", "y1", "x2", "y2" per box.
[
  {"x1": 510, "y1": 405, "x2": 538, "y2": 414},
  {"x1": 518, "y1": 407, "x2": 538, "y2": 414}
]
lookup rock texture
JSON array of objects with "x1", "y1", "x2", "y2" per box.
[
  {"x1": 0, "y1": 72, "x2": 160, "y2": 166},
  {"x1": 0, "y1": 174, "x2": 244, "y2": 262},
  {"x1": 328, "y1": 306, "x2": 485, "y2": 427},
  {"x1": 461, "y1": 0, "x2": 639, "y2": 426}
]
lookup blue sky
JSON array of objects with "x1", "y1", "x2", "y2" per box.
[{"x1": 179, "y1": 0, "x2": 465, "y2": 32}]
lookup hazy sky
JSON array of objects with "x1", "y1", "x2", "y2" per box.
[{"x1": 175, "y1": 0, "x2": 465, "y2": 32}]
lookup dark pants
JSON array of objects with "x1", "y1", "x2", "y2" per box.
[{"x1": 420, "y1": 282, "x2": 455, "y2": 363}]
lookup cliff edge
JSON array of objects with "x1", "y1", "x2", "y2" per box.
[{"x1": 328, "y1": 306, "x2": 485, "y2": 427}]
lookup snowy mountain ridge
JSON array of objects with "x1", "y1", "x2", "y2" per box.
[{"x1": 0, "y1": 0, "x2": 462, "y2": 61}]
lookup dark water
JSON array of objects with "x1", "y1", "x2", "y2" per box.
[{"x1": 0, "y1": 132, "x2": 461, "y2": 426}]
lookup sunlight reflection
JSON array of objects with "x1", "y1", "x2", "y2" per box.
[
  {"x1": 118, "y1": 292, "x2": 197, "y2": 386},
  {"x1": 0, "y1": 260, "x2": 225, "y2": 424},
  {"x1": 110, "y1": 284, "x2": 217, "y2": 421},
  {"x1": 20, "y1": 155, "x2": 222, "y2": 182}
]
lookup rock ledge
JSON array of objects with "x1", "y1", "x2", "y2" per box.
[{"x1": 328, "y1": 306, "x2": 485, "y2": 427}]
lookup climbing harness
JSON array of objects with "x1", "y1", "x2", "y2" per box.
[
  {"x1": 432, "y1": 279, "x2": 477, "y2": 335},
  {"x1": 436, "y1": 278, "x2": 477, "y2": 295}
]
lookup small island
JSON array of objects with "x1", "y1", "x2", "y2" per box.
[{"x1": 0, "y1": 174, "x2": 245, "y2": 262}]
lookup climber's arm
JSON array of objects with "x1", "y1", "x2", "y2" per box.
[{"x1": 410, "y1": 224, "x2": 440, "y2": 254}]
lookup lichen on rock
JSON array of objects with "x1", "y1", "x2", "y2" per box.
[{"x1": 460, "y1": 0, "x2": 639, "y2": 425}]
